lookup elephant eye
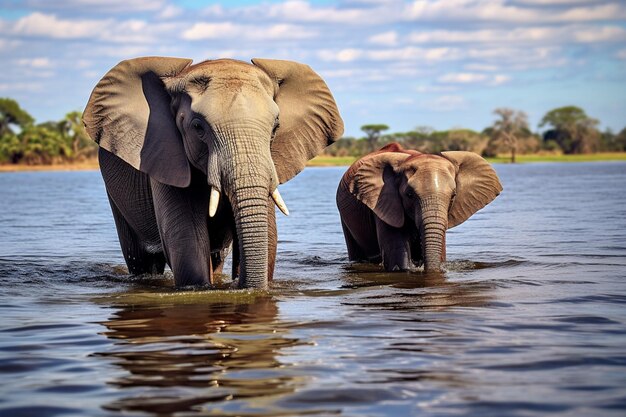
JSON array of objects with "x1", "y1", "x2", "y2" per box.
[
  {"x1": 405, "y1": 189, "x2": 415, "y2": 199},
  {"x1": 450, "y1": 190, "x2": 457, "y2": 207},
  {"x1": 191, "y1": 119, "x2": 205, "y2": 138},
  {"x1": 271, "y1": 117, "x2": 280, "y2": 140}
]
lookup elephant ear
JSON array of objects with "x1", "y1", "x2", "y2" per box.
[
  {"x1": 83, "y1": 57, "x2": 193, "y2": 187},
  {"x1": 252, "y1": 58, "x2": 344, "y2": 183},
  {"x1": 440, "y1": 151, "x2": 503, "y2": 228},
  {"x1": 348, "y1": 152, "x2": 409, "y2": 228}
]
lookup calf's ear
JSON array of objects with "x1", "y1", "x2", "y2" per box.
[{"x1": 440, "y1": 151, "x2": 503, "y2": 228}]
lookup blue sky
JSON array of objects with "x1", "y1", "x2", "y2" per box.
[{"x1": 0, "y1": 0, "x2": 624, "y2": 137}]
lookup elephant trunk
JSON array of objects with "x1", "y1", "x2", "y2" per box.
[
  {"x1": 418, "y1": 196, "x2": 448, "y2": 272},
  {"x1": 216, "y1": 125, "x2": 276, "y2": 290},
  {"x1": 231, "y1": 182, "x2": 269, "y2": 289}
]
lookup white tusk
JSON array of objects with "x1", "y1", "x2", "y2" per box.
[
  {"x1": 208, "y1": 187, "x2": 220, "y2": 218},
  {"x1": 271, "y1": 189, "x2": 289, "y2": 216}
]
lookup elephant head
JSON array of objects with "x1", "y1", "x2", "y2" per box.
[
  {"x1": 347, "y1": 143, "x2": 502, "y2": 272},
  {"x1": 83, "y1": 57, "x2": 343, "y2": 289}
]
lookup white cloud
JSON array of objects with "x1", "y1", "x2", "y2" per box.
[
  {"x1": 16, "y1": 57, "x2": 53, "y2": 68},
  {"x1": 201, "y1": 4, "x2": 226, "y2": 17},
  {"x1": 462, "y1": 46, "x2": 571, "y2": 70},
  {"x1": 318, "y1": 48, "x2": 363, "y2": 62},
  {"x1": 573, "y1": 26, "x2": 626, "y2": 42},
  {"x1": 369, "y1": 31, "x2": 398, "y2": 46},
  {"x1": 20, "y1": 0, "x2": 166, "y2": 13},
  {"x1": 0, "y1": 82, "x2": 44, "y2": 92},
  {"x1": 438, "y1": 72, "x2": 510, "y2": 85},
  {"x1": 370, "y1": 46, "x2": 456, "y2": 61},
  {"x1": 559, "y1": 3, "x2": 626, "y2": 21},
  {"x1": 76, "y1": 59, "x2": 92, "y2": 69},
  {"x1": 5, "y1": 12, "x2": 171, "y2": 43},
  {"x1": 515, "y1": 0, "x2": 603, "y2": 3},
  {"x1": 406, "y1": 0, "x2": 626, "y2": 23},
  {"x1": 438, "y1": 72, "x2": 489, "y2": 83},
  {"x1": 320, "y1": 69, "x2": 359, "y2": 78},
  {"x1": 182, "y1": 22, "x2": 239, "y2": 40},
  {"x1": 90, "y1": 45, "x2": 153, "y2": 58},
  {"x1": 409, "y1": 25, "x2": 626, "y2": 45},
  {"x1": 158, "y1": 5, "x2": 183, "y2": 19},
  {"x1": 416, "y1": 85, "x2": 458, "y2": 93},
  {"x1": 429, "y1": 95, "x2": 467, "y2": 111},
  {"x1": 263, "y1": 0, "x2": 400, "y2": 24},
  {"x1": 12, "y1": 12, "x2": 106, "y2": 39},
  {"x1": 492, "y1": 74, "x2": 511, "y2": 85},
  {"x1": 464, "y1": 63, "x2": 501, "y2": 72},
  {"x1": 318, "y1": 46, "x2": 457, "y2": 62},
  {"x1": 182, "y1": 22, "x2": 317, "y2": 41}
]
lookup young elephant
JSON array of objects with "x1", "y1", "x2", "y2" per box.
[
  {"x1": 83, "y1": 57, "x2": 343, "y2": 289},
  {"x1": 336, "y1": 143, "x2": 502, "y2": 272}
]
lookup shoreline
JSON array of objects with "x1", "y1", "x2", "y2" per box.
[
  {"x1": 2, "y1": 153, "x2": 626, "y2": 172},
  {"x1": 0, "y1": 160, "x2": 100, "y2": 172}
]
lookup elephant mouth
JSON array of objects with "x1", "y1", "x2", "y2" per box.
[{"x1": 207, "y1": 185, "x2": 288, "y2": 220}]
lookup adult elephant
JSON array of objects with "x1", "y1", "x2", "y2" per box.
[
  {"x1": 83, "y1": 57, "x2": 343, "y2": 289},
  {"x1": 336, "y1": 143, "x2": 502, "y2": 272}
]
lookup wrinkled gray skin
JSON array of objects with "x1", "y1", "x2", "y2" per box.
[
  {"x1": 83, "y1": 57, "x2": 343, "y2": 289},
  {"x1": 337, "y1": 143, "x2": 502, "y2": 273}
]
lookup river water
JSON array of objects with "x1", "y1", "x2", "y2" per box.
[{"x1": 1, "y1": 162, "x2": 625, "y2": 416}]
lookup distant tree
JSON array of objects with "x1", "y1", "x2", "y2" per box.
[
  {"x1": 0, "y1": 133, "x2": 22, "y2": 163},
  {"x1": 598, "y1": 127, "x2": 626, "y2": 152},
  {"x1": 539, "y1": 106, "x2": 600, "y2": 154},
  {"x1": 0, "y1": 98, "x2": 34, "y2": 136},
  {"x1": 388, "y1": 126, "x2": 433, "y2": 152},
  {"x1": 59, "y1": 111, "x2": 95, "y2": 158},
  {"x1": 616, "y1": 128, "x2": 626, "y2": 152},
  {"x1": 442, "y1": 129, "x2": 489, "y2": 154},
  {"x1": 361, "y1": 124, "x2": 389, "y2": 152},
  {"x1": 19, "y1": 125, "x2": 71, "y2": 164},
  {"x1": 490, "y1": 108, "x2": 529, "y2": 163}
]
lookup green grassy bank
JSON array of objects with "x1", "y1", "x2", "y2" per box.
[
  {"x1": 308, "y1": 153, "x2": 626, "y2": 167},
  {"x1": 2, "y1": 153, "x2": 625, "y2": 172}
]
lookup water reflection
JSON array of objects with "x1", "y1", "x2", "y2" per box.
[
  {"x1": 96, "y1": 293, "x2": 304, "y2": 415},
  {"x1": 338, "y1": 263, "x2": 495, "y2": 310}
]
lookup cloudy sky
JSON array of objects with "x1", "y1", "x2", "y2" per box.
[{"x1": 0, "y1": 0, "x2": 624, "y2": 137}]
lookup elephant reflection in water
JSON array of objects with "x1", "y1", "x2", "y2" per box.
[
  {"x1": 340, "y1": 264, "x2": 495, "y2": 311},
  {"x1": 97, "y1": 296, "x2": 302, "y2": 415}
]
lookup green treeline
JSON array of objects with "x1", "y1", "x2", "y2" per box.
[
  {"x1": 0, "y1": 98, "x2": 95, "y2": 165},
  {"x1": 1, "y1": 97, "x2": 625, "y2": 165},
  {"x1": 326, "y1": 107, "x2": 626, "y2": 163}
]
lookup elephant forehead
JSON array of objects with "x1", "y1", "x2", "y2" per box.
[
  {"x1": 185, "y1": 59, "x2": 273, "y2": 94},
  {"x1": 404, "y1": 156, "x2": 456, "y2": 189},
  {"x1": 404, "y1": 154, "x2": 455, "y2": 174}
]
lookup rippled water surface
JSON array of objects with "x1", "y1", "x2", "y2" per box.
[{"x1": 1, "y1": 163, "x2": 625, "y2": 416}]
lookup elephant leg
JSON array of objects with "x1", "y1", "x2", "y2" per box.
[
  {"x1": 149, "y1": 171, "x2": 212, "y2": 287},
  {"x1": 267, "y1": 197, "x2": 277, "y2": 281},
  {"x1": 409, "y1": 224, "x2": 423, "y2": 268},
  {"x1": 375, "y1": 217, "x2": 412, "y2": 272},
  {"x1": 106, "y1": 192, "x2": 166, "y2": 274},
  {"x1": 99, "y1": 148, "x2": 166, "y2": 275},
  {"x1": 339, "y1": 209, "x2": 381, "y2": 263},
  {"x1": 341, "y1": 220, "x2": 370, "y2": 262},
  {"x1": 337, "y1": 187, "x2": 381, "y2": 263}
]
